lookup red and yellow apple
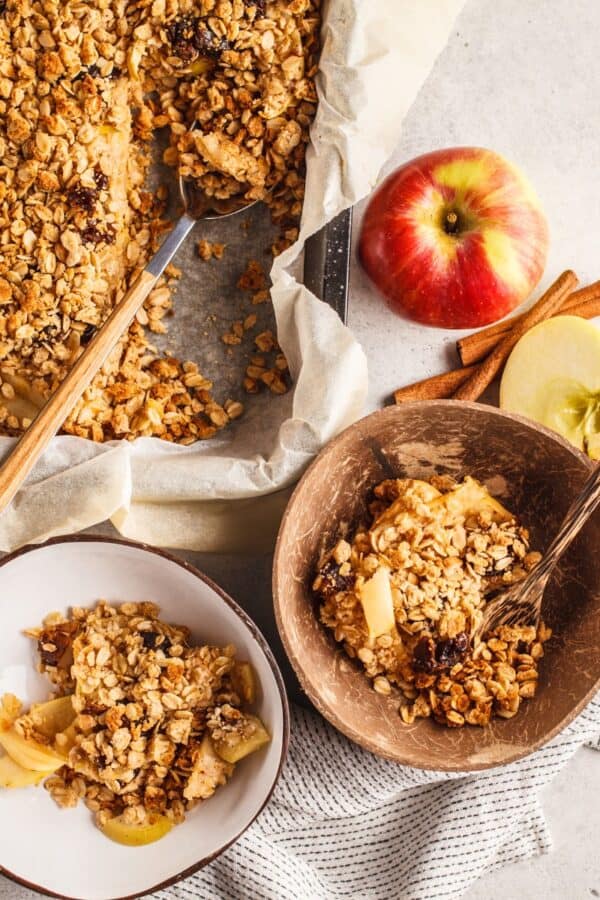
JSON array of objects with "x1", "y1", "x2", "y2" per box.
[{"x1": 358, "y1": 147, "x2": 549, "y2": 328}]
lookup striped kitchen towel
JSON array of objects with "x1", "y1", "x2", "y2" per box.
[{"x1": 156, "y1": 696, "x2": 600, "y2": 900}]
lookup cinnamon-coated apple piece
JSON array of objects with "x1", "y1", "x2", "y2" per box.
[
  {"x1": 359, "y1": 147, "x2": 548, "y2": 328},
  {"x1": 500, "y1": 316, "x2": 600, "y2": 458}
]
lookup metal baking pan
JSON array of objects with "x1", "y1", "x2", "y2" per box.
[{"x1": 149, "y1": 155, "x2": 352, "y2": 407}]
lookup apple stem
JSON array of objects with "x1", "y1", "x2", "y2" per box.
[{"x1": 445, "y1": 211, "x2": 459, "y2": 234}]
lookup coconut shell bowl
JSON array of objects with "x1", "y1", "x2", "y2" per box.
[{"x1": 273, "y1": 401, "x2": 600, "y2": 771}]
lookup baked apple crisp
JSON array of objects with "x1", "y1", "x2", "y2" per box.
[
  {"x1": 0, "y1": 601, "x2": 270, "y2": 844},
  {"x1": 314, "y1": 476, "x2": 551, "y2": 727},
  {"x1": 0, "y1": 0, "x2": 319, "y2": 443}
]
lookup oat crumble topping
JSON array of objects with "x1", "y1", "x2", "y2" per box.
[{"x1": 0, "y1": 0, "x2": 319, "y2": 443}]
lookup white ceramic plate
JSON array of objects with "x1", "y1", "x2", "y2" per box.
[{"x1": 0, "y1": 537, "x2": 288, "y2": 900}]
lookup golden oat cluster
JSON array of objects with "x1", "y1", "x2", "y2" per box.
[
  {"x1": 314, "y1": 476, "x2": 550, "y2": 728},
  {"x1": 0, "y1": 0, "x2": 319, "y2": 442}
]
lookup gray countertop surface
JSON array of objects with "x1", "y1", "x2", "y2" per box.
[{"x1": 2, "y1": 0, "x2": 599, "y2": 897}]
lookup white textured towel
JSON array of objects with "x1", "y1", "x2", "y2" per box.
[{"x1": 156, "y1": 698, "x2": 600, "y2": 900}]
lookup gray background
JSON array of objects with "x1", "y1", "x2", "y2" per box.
[{"x1": 2, "y1": 0, "x2": 600, "y2": 897}]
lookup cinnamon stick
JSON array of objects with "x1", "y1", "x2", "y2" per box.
[
  {"x1": 394, "y1": 366, "x2": 477, "y2": 404},
  {"x1": 457, "y1": 280, "x2": 600, "y2": 366},
  {"x1": 452, "y1": 270, "x2": 579, "y2": 402}
]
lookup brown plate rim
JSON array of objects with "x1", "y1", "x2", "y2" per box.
[
  {"x1": 0, "y1": 534, "x2": 290, "y2": 900},
  {"x1": 273, "y1": 399, "x2": 597, "y2": 771}
]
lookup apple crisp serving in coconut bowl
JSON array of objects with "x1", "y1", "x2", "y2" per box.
[{"x1": 313, "y1": 475, "x2": 550, "y2": 728}]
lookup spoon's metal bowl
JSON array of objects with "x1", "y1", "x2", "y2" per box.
[{"x1": 179, "y1": 172, "x2": 258, "y2": 220}]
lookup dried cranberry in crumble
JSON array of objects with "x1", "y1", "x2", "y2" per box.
[
  {"x1": 412, "y1": 636, "x2": 437, "y2": 673},
  {"x1": 81, "y1": 221, "x2": 116, "y2": 246},
  {"x1": 67, "y1": 184, "x2": 98, "y2": 213},
  {"x1": 436, "y1": 632, "x2": 470, "y2": 668},
  {"x1": 93, "y1": 166, "x2": 109, "y2": 191},
  {"x1": 139, "y1": 630, "x2": 173, "y2": 654},
  {"x1": 167, "y1": 16, "x2": 230, "y2": 61},
  {"x1": 140, "y1": 630, "x2": 159, "y2": 649},
  {"x1": 315, "y1": 559, "x2": 355, "y2": 599},
  {"x1": 413, "y1": 632, "x2": 470, "y2": 673},
  {"x1": 37, "y1": 621, "x2": 78, "y2": 668}
]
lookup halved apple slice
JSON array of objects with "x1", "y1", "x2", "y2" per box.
[
  {"x1": 500, "y1": 316, "x2": 600, "y2": 458},
  {"x1": 212, "y1": 715, "x2": 270, "y2": 764},
  {"x1": 431, "y1": 477, "x2": 512, "y2": 523},
  {"x1": 29, "y1": 696, "x2": 75, "y2": 739},
  {"x1": 101, "y1": 813, "x2": 173, "y2": 847},
  {"x1": 0, "y1": 753, "x2": 50, "y2": 788},
  {"x1": 357, "y1": 567, "x2": 396, "y2": 645},
  {"x1": 0, "y1": 728, "x2": 65, "y2": 772}
]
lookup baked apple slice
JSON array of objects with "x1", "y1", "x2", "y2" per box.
[
  {"x1": 29, "y1": 696, "x2": 75, "y2": 739},
  {"x1": 183, "y1": 734, "x2": 233, "y2": 802},
  {"x1": 431, "y1": 477, "x2": 512, "y2": 523},
  {"x1": 230, "y1": 661, "x2": 257, "y2": 704},
  {"x1": 212, "y1": 715, "x2": 270, "y2": 764},
  {"x1": 0, "y1": 693, "x2": 21, "y2": 729},
  {"x1": 0, "y1": 753, "x2": 50, "y2": 788},
  {"x1": 357, "y1": 566, "x2": 396, "y2": 644},
  {"x1": 0, "y1": 728, "x2": 65, "y2": 772},
  {"x1": 101, "y1": 814, "x2": 173, "y2": 847}
]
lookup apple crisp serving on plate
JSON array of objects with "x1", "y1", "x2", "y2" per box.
[
  {"x1": 0, "y1": 0, "x2": 319, "y2": 443},
  {"x1": 313, "y1": 476, "x2": 551, "y2": 728},
  {"x1": 0, "y1": 601, "x2": 270, "y2": 845}
]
